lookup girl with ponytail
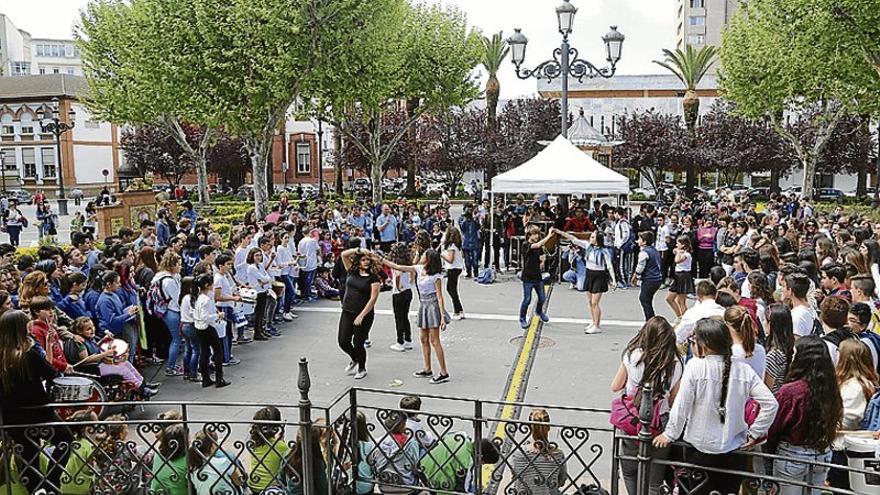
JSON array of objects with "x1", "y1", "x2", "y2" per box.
[
  {"x1": 654, "y1": 318, "x2": 778, "y2": 495},
  {"x1": 725, "y1": 305, "x2": 767, "y2": 379}
]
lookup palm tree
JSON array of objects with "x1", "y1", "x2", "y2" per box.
[
  {"x1": 480, "y1": 31, "x2": 509, "y2": 183},
  {"x1": 653, "y1": 45, "x2": 717, "y2": 194}
]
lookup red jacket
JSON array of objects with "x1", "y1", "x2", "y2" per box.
[
  {"x1": 30, "y1": 319, "x2": 68, "y2": 373},
  {"x1": 564, "y1": 216, "x2": 595, "y2": 232}
]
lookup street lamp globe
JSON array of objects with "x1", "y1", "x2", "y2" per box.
[
  {"x1": 556, "y1": 0, "x2": 577, "y2": 37},
  {"x1": 602, "y1": 26, "x2": 625, "y2": 66},
  {"x1": 507, "y1": 28, "x2": 529, "y2": 67},
  {"x1": 37, "y1": 107, "x2": 45, "y2": 122},
  {"x1": 67, "y1": 106, "x2": 76, "y2": 123},
  {"x1": 51, "y1": 97, "x2": 60, "y2": 119}
]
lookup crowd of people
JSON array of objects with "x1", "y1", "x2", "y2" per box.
[{"x1": 0, "y1": 184, "x2": 880, "y2": 493}]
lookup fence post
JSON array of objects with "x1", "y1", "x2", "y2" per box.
[
  {"x1": 298, "y1": 357, "x2": 315, "y2": 495},
  {"x1": 0, "y1": 409, "x2": 12, "y2": 495},
  {"x1": 349, "y1": 388, "x2": 359, "y2": 493},
  {"x1": 635, "y1": 384, "x2": 654, "y2": 495},
  {"x1": 474, "y1": 400, "x2": 483, "y2": 494}
]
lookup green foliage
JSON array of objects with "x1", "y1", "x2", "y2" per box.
[
  {"x1": 480, "y1": 32, "x2": 509, "y2": 76},
  {"x1": 653, "y1": 45, "x2": 717, "y2": 91}
]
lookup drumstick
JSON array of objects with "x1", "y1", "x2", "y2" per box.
[{"x1": 69, "y1": 370, "x2": 100, "y2": 379}]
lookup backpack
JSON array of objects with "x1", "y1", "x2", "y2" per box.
[
  {"x1": 146, "y1": 275, "x2": 172, "y2": 318},
  {"x1": 475, "y1": 267, "x2": 495, "y2": 285},
  {"x1": 860, "y1": 389, "x2": 880, "y2": 431},
  {"x1": 811, "y1": 317, "x2": 824, "y2": 337}
]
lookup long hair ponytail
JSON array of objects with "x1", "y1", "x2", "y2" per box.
[
  {"x1": 724, "y1": 305, "x2": 756, "y2": 357},
  {"x1": 694, "y1": 318, "x2": 734, "y2": 423}
]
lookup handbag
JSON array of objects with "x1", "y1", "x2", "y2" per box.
[
  {"x1": 609, "y1": 390, "x2": 667, "y2": 437},
  {"x1": 744, "y1": 398, "x2": 760, "y2": 425}
]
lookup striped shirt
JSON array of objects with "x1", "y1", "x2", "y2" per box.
[
  {"x1": 764, "y1": 348, "x2": 789, "y2": 394},
  {"x1": 510, "y1": 449, "x2": 568, "y2": 495}
]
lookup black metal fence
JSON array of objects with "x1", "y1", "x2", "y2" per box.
[{"x1": 1, "y1": 359, "x2": 879, "y2": 495}]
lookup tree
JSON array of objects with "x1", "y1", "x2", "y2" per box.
[
  {"x1": 120, "y1": 124, "x2": 194, "y2": 186},
  {"x1": 480, "y1": 31, "x2": 509, "y2": 185},
  {"x1": 431, "y1": 107, "x2": 488, "y2": 194},
  {"x1": 614, "y1": 110, "x2": 695, "y2": 192},
  {"x1": 719, "y1": 0, "x2": 878, "y2": 199},
  {"x1": 77, "y1": 0, "x2": 217, "y2": 204},
  {"x1": 805, "y1": 112, "x2": 876, "y2": 191},
  {"x1": 318, "y1": 2, "x2": 482, "y2": 204},
  {"x1": 492, "y1": 98, "x2": 561, "y2": 172},
  {"x1": 652, "y1": 45, "x2": 717, "y2": 195},
  {"x1": 697, "y1": 100, "x2": 797, "y2": 188}
]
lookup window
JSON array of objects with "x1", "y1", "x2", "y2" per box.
[
  {"x1": 64, "y1": 44, "x2": 74, "y2": 57},
  {"x1": 20, "y1": 125, "x2": 34, "y2": 136},
  {"x1": 53, "y1": 68, "x2": 60, "y2": 74},
  {"x1": 689, "y1": 16, "x2": 705, "y2": 25},
  {"x1": 296, "y1": 142, "x2": 311, "y2": 174},
  {"x1": 85, "y1": 119, "x2": 100, "y2": 129},
  {"x1": 21, "y1": 148, "x2": 36, "y2": 178},
  {"x1": 66, "y1": 68, "x2": 75, "y2": 75},
  {"x1": 10, "y1": 62, "x2": 30, "y2": 76},
  {"x1": 0, "y1": 125, "x2": 13, "y2": 136},
  {"x1": 1, "y1": 149, "x2": 15, "y2": 171},
  {"x1": 41, "y1": 148, "x2": 56, "y2": 178},
  {"x1": 690, "y1": 0, "x2": 703, "y2": 7},
  {"x1": 688, "y1": 34, "x2": 706, "y2": 45}
]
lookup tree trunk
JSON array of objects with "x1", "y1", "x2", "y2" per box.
[
  {"x1": 248, "y1": 144, "x2": 270, "y2": 219},
  {"x1": 164, "y1": 117, "x2": 211, "y2": 205},
  {"x1": 334, "y1": 132, "x2": 344, "y2": 196},
  {"x1": 769, "y1": 168, "x2": 780, "y2": 193},
  {"x1": 682, "y1": 90, "x2": 700, "y2": 197},
  {"x1": 485, "y1": 75, "x2": 500, "y2": 186},
  {"x1": 404, "y1": 98, "x2": 420, "y2": 197},
  {"x1": 371, "y1": 159, "x2": 383, "y2": 205},
  {"x1": 801, "y1": 156, "x2": 816, "y2": 200},
  {"x1": 194, "y1": 156, "x2": 210, "y2": 205},
  {"x1": 857, "y1": 167, "x2": 868, "y2": 197}
]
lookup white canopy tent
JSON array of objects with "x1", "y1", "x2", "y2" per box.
[
  {"x1": 491, "y1": 134, "x2": 630, "y2": 195},
  {"x1": 486, "y1": 134, "x2": 630, "y2": 272}
]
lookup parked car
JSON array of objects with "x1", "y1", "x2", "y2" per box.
[
  {"x1": 6, "y1": 189, "x2": 33, "y2": 205},
  {"x1": 235, "y1": 185, "x2": 254, "y2": 200},
  {"x1": 746, "y1": 188, "x2": 771, "y2": 201},
  {"x1": 351, "y1": 178, "x2": 372, "y2": 195},
  {"x1": 812, "y1": 188, "x2": 844, "y2": 202}
]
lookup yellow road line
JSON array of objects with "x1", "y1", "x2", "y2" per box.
[{"x1": 481, "y1": 284, "x2": 550, "y2": 486}]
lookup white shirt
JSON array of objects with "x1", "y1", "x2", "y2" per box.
[
  {"x1": 732, "y1": 343, "x2": 767, "y2": 380},
  {"x1": 675, "y1": 251, "x2": 692, "y2": 272},
  {"x1": 234, "y1": 246, "x2": 250, "y2": 284},
  {"x1": 247, "y1": 263, "x2": 272, "y2": 293},
  {"x1": 193, "y1": 293, "x2": 224, "y2": 337},
  {"x1": 656, "y1": 224, "x2": 671, "y2": 251},
  {"x1": 622, "y1": 349, "x2": 683, "y2": 414},
  {"x1": 298, "y1": 237, "x2": 320, "y2": 272},
  {"x1": 663, "y1": 355, "x2": 778, "y2": 454},
  {"x1": 614, "y1": 219, "x2": 631, "y2": 249},
  {"x1": 414, "y1": 265, "x2": 442, "y2": 296},
  {"x1": 179, "y1": 294, "x2": 195, "y2": 323},
  {"x1": 213, "y1": 272, "x2": 236, "y2": 308},
  {"x1": 392, "y1": 269, "x2": 412, "y2": 294},
  {"x1": 675, "y1": 299, "x2": 726, "y2": 344},
  {"x1": 155, "y1": 271, "x2": 181, "y2": 312},
  {"x1": 790, "y1": 304, "x2": 817, "y2": 337},
  {"x1": 442, "y1": 244, "x2": 465, "y2": 270},
  {"x1": 276, "y1": 244, "x2": 294, "y2": 276}
]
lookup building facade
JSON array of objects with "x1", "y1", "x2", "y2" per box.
[
  {"x1": 0, "y1": 14, "x2": 82, "y2": 77},
  {"x1": 0, "y1": 74, "x2": 122, "y2": 196},
  {"x1": 675, "y1": 0, "x2": 739, "y2": 50}
]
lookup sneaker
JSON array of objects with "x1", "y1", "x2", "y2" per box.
[
  {"x1": 429, "y1": 374, "x2": 450, "y2": 384},
  {"x1": 538, "y1": 313, "x2": 549, "y2": 323},
  {"x1": 403, "y1": 341, "x2": 413, "y2": 350},
  {"x1": 223, "y1": 358, "x2": 241, "y2": 367},
  {"x1": 354, "y1": 370, "x2": 368, "y2": 380},
  {"x1": 585, "y1": 324, "x2": 602, "y2": 334},
  {"x1": 254, "y1": 335, "x2": 269, "y2": 341},
  {"x1": 282, "y1": 312, "x2": 294, "y2": 321},
  {"x1": 289, "y1": 312, "x2": 299, "y2": 319},
  {"x1": 164, "y1": 367, "x2": 184, "y2": 377},
  {"x1": 344, "y1": 362, "x2": 357, "y2": 375},
  {"x1": 215, "y1": 379, "x2": 232, "y2": 388},
  {"x1": 364, "y1": 340, "x2": 372, "y2": 348},
  {"x1": 519, "y1": 317, "x2": 529, "y2": 329},
  {"x1": 146, "y1": 355, "x2": 164, "y2": 365},
  {"x1": 451, "y1": 313, "x2": 463, "y2": 321},
  {"x1": 616, "y1": 281, "x2": 626, "y2": 290},
  {"x1": 389, "y1": 343, "x2": 406, "y2": 352},
  {"x1": 413, "y1": 369, "x2": 433, "y2": 378},
  {"x1": 145, "y1": 382, "x2": 162, "y2": 389},
  {"x1": 142, "y1": 387, "x2": 159, "y2": 398}
]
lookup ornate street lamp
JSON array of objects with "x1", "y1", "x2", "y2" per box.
[
  {"x1": 37, "y1": 97, "x2": 75, "y2": 215},
  {"x1": 0, "y1": 149, "x2": 6, "y2": 195},
  {"x1": 508, "y1": 0, "x2": 624, "y2": 138}
]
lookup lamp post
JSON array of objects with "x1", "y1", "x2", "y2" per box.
[
  {"x1": 508, "y1": 0, "x2": 624, "y2": 138},
  {"x1": 316, "y1": 119, "x2": 324, "y2": 198},
  {"x1": 0, "y1": 149, "x2": 6, "y2": 195},
  {"x1": 37, "y1": 97, "x2": 74, "y2": 216}
]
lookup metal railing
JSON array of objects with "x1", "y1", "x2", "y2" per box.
[{"x1": 2, "y1": 360, "x2": 879, "y2": 495}]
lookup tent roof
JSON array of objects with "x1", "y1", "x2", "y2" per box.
[{"x1": 491, "y1": 134, "x2": 630, "y2": 195}]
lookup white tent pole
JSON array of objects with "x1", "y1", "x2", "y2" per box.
[{"x1": 489, "y1": 189, "x2": 494, "y2": 270}]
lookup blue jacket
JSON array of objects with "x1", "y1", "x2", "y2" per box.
[
  {"x1": 49, "y1": 282, "x2": 63, "y2": 304},
  {"x1": 115, "y1": 285, "x2": 138, "y2": 307},
  {"x1": 458, "y1": 217, "x2": 480, "y2": 250},
  {"x1": 156, "y1": 220, "x2": 170, "y2": 247},
  {"x1": 181, "y1": 208, "x2": 198, "y2": 229},
  {"x1": 83, "y1": 250, "x2": 100, "y2": 278},
  {"x1": 58, "y1": 295, "x2": 90, "y2": 321},
  {"x1": 83, "y1": 289, "x2": 102, "y2": 319},
  {"x1": 96, "y1": 291, "x2": 132, "y2": 335}
]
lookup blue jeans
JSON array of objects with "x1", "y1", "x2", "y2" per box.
[
  {"x1": 773, "y1": 442, "x2": 832, "y2": 495},
  {"x1": 282, "y1": 274, "x2": 296, "y2": 312},
  {"x1": 463, "y1": 248, "x2": 479, "y2": 277},
  {"x1": 222, "y1": 306, "x2": 234, "y2": 362},
  {"x1": 520, "y1": 280, "x2": 546, "y2": 319},
  {"x1": 162, "y1": 309, "x2": 181, "y2": 370},
  {"x1": 299, "y1": 269, "x2": 317, "y2": 301},
  {"x1": 181, "y1": 322, "x2": 200, "y2": 375}
]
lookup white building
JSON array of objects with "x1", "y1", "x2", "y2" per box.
[
  {"x1": 0, "y1": 13, "x2": 82, "y2": 77},
  {"x1": 676, "y1": 0, "x2": 739, "y2": 50}
]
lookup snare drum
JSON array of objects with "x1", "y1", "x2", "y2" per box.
[
  {"x1": 239, "y1": 287, "x2": 257, "y2": 304},
  {"x1": 100, "y1": 338, "x2": 129, "y2": 364},
  {"x1": 52, "y1": 377, "x2": 94, "y2": 402}
]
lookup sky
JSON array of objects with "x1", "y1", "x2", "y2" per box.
[{"x1": 1, "y1": 0, "x2": 676, "y2": 99}]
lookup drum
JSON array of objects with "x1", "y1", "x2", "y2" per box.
[
  {"x1": 239, "y1": 287, "x2": 257, "y2": 305},
  {"x1": 272, "y1": 280, "x2": 285, "y2": 297},
  {"x1": 52, "y1": 377, "x2": 94, "y2": 402},
  {"x1": 100, "y1": 338, "x2": 129, "y2": 364}
]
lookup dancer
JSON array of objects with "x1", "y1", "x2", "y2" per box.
[
  {"x1": 388, "y1": 243, "x2": 414, "y2": 352},
  {"x1": 441, "y1": 226, "x2": 465, "y2": 320},
  {"x1": 517, "y1": 226, "x2": 555, "y2": 329},
  {"x1": 554, "y1": 228, "x2": 617, "y2": 334},
  {"x1": 378, "y1": 249, "x2": 451, "y2": 384},
  {"x1": 631, "y1": 232, "x2": 664, "y2": 320},
  {"x1": 666, "y1": 235, "x2": 694, "y2": 319},
  {"x1": 338, "y1": 246, "x2": 381, "y2": 380}
]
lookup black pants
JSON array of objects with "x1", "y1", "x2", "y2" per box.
[
  {"x1": 482, "y1": 235, "x2": 502, "y2": 269},
  {"x1": 663, "y1": 249, "x2": 676, "y2": 281},
  {"x1": 695, "y1": 248, "x2": 714, "y2": 279},
  {"x1": 253, "y1": 291, "x2": 268, "y2": 338},
  {"x1": 639, "y1": 279, "x2": 662, "y2": 320},
  {"x1": 680, "y1": 447, "x2": 747, "y2": 495},
  {"x1": 392, "y1": 290, "x2": 413, "y2": 344},
  {"x1": 198, "y1": 328, "x2": 224, "y2": 383},
  {"x1": 338, "y1": 310, "x2": 375, "y2": 371},
  {"x1": 7, "y1": 415, "x2": 73, "y2": 494},
  {"x1": 446, "y1": 268, "x2": 463, "y2": 313}
]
